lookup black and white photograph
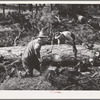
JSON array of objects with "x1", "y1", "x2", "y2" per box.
[{"x1": 0, "y1": 1, "x2": 100, "y2": 94}]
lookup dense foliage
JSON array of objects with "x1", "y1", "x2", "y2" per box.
[{"x1": 0, "y1": 4, "x2": 100, "y2": 46}]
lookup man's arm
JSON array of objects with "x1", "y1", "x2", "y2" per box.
[{"x1": 34, "y1": 43, "x2": 41, "y2": 61}]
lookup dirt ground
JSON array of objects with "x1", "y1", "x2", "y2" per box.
[{"x1": 0, "y1": 76, "x2": 57, "y2": 90}]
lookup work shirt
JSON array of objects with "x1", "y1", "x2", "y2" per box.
[{"x1": 22, "y1": 39, "x2": 41, "y2": 64}]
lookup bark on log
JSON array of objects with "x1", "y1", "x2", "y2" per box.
[{"x1": 0, "y1": 44, "x2": 100, "y2": 64}]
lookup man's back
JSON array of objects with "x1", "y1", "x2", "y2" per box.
[{"x1": 22, "y1": 39, "x2": 39, "y2": 60}]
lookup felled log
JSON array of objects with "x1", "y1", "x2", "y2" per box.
[
  {"x1": 0, "y1": 46, "x2": 25, "y2": 59},
  {"x1": 41, "y1": 44, "x2": 100, "y2": 67},
  {"x1": 0, "y1": 44, "x2": 100, "y2": 66}
]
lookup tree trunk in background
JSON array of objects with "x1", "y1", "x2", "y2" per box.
[
  {"x1": 29, "y1": 4, "x2": 33, "y2": 12},
  {"x1": 36, "y1": 4, "x2": 38, "y2": 14},
  {"x1": 50, "y1": 4, "x2": 53, "y2": 11},
  {"x1": 70, "y1": 4, "x2": 78, "y2": 19},
  {"x1": 18, "y1": 4, "x2": 21, "y2": 16},
  {"x1": 93, "y1": 4, "x2": 97, "y2": 8},
  {"x1": 99, "y1": 5, "x2": 100, "y2": 10},
  {"x1": 79, "y1": 4, "x2": 84, "y2": 11},
  {"x1": 71, "y1": 4, "x2": 78, "y2": 13},
  {"x1": 2, "y1": 4, "x2": 5, "y2": 18},
  {"x1": 39, "y1": 4, "x2": 42, "y2": 8}
]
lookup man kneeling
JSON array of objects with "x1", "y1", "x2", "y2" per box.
[{"x1": 22, "y1": 27, "x2": 49, "y2": 77}]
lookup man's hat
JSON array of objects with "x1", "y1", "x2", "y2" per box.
[
  {"x1": 38, "y1": 26, "x2": 49, "y2": 38},
  {"x1": 38, "y1": 31, "x2": 48, "y2": 38}
]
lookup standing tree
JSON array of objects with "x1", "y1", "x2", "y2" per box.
[
  {"x1": 99, "y1": 5, "x2": 100, "y2": 10},
  {"x1": 2, "y1": 4, "x2": 6, "y2": 18},
  {"x1": 36, "y1": 4, "x2": 38, "y2": 14},
  {"x1": 18, "y1": 4, "x2": 21, "y2": 16},
  {"x1": 29, "y1": 4, "x2": 33, "y2": 12}
]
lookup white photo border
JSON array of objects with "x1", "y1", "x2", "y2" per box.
[{"x1": 0, "y1": 1, "x2": 100, "y2": 99}]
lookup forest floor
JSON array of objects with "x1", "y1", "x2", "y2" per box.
[
  {"x1": 0, "y1": 16, "x2": 100, "y2": 90},
  {"x1": 0, "y1": 44, "x2": 100, "y2": 90}
]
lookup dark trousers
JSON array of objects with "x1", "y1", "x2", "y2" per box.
[{"x1": 22, "y1": 54, "x2": 40, "y2": 77}]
